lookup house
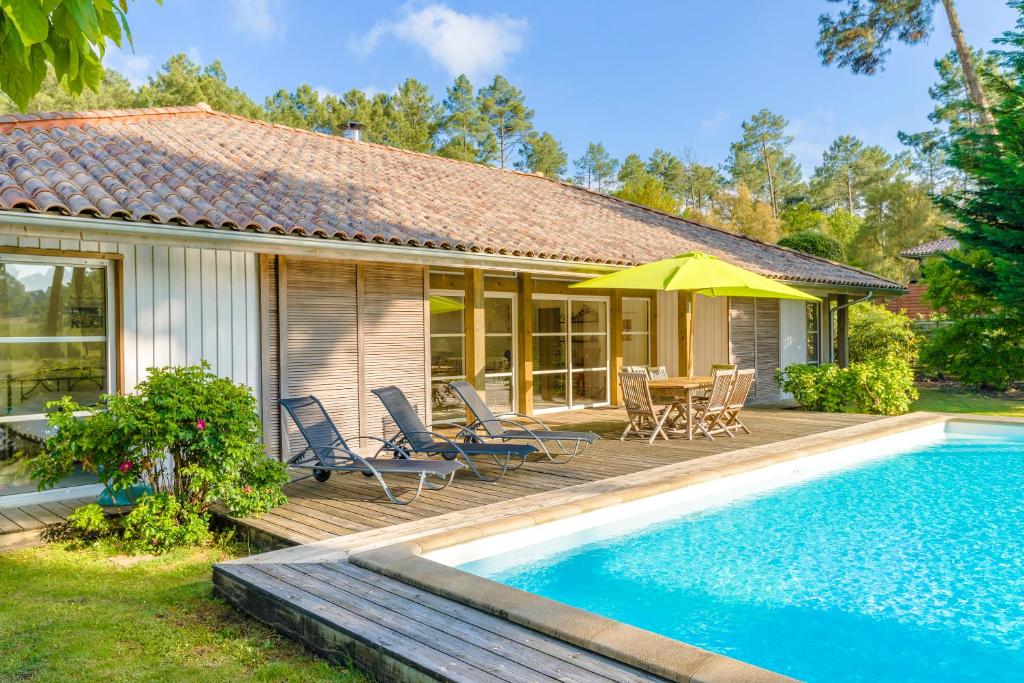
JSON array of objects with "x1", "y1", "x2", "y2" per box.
[
  {"x1": 884, "y1": 237, "x2": 958, "y2": 319},
  {"x1": 0, "y1": 105, "x2": 904, "y2": 506}
]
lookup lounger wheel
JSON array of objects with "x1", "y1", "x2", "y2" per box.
[{"x1": 313, "y1": 468, "x2": 331, "y2": 483}]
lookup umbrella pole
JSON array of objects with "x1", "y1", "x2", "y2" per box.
[{"x1": 678, "y1": 290, "x2": 696, "y2": 377}]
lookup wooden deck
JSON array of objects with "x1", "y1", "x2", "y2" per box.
[
  {"x1": 0, "y1": 494, "x2": 101, "y2": 551},
  {"x1": 229, "y1": 407, "x2": 880, "y2": 546}
]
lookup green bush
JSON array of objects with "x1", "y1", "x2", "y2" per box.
[
  {"x1": 66, "y1": 503, "x2": 112, "y2": 539},
  {"x1": 777, "y1": 230, "x2": 846, "y2": 262},
  {"x1": 776, "y1": 357, "x2": 918, "y2": 416},
  {"x1": 848, "y1": 303, "x2": 919, "y2": 364},
  {"x1": 32, "y1": 363, "x2": 288, "y2": 552},
  {"x1": 920, "y1": 316, "x2": 1024, "y2": 390},
  {"x1": 122, "y1": 493, "x2": 212, "y2": 553}
]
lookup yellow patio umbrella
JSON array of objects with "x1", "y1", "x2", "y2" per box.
[
  {"x1": 570, "y1": 251, "x2": 819, "y2": 376},
  {"x1": 429, "y1": 295, "x2": 465, "y2": 315}
]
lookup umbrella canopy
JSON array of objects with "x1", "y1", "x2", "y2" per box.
[
  {"x1": 429, "y1": 295, "x2": 465, "y2": 315},
  {"x1": 570, "y1": 251, "x2": 819, "y2": 301}
]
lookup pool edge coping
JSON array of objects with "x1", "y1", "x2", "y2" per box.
[{"x1": 350, "y1": 411, "x2": 1022, "y2": 683}]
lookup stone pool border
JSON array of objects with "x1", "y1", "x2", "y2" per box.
[{"x1": 351, "y1": 412, "x2": 1024, "y2": 682}]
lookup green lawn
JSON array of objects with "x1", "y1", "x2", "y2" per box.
[
  {"x1": 0, "y1": 541, "x2": 363, "y2": 683},
  {"x1": 913, "y1": 387, "x2": 1024, "y2": 418}
]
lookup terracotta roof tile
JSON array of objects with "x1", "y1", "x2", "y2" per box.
[
  {"x1": 0, "y1": 105, "x2": 902, "y2": 290},
  {"x1": 900, "y1": 237, "x2": 959, "y2": 259}
]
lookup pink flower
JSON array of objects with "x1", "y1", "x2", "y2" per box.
[
  {"x1": 118, "y1": 461, "x2": 133, "y2": 473},
  {"x1": 243, "y1": 485, "x2": 253, "y2": 494},
  {"x1": 196, "y1": 419, "x2": 206, "y2": 431}
]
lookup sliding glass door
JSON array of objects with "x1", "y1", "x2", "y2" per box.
[
  {"x1": 532, "y1": 295, "x2": 609, "y2": 412},
  {"x1": 1, "y1": 254, "x2": 115, "y2": 496}
]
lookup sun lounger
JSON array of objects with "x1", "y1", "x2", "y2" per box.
[
  {"x1": 279, "y1": 395, "x2": 463, "y2": 505},
  {"x1": 448, "y1": 380, "x2": 599, "y2": 465}
]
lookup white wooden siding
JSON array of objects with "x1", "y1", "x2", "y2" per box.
[
  {"x1": 692, "y1": 295, "x2": 729, "y2": 376},
  {"x1": 0, "y1": 234, "x2": 261, "y2": 395},
  {"x1": 779, "y1": 299, "x2": 808, "y2": 398}
]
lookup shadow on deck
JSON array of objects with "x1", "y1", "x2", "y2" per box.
[{"x1": 227, "y1": 407, "x2": 880, "y2": 546}]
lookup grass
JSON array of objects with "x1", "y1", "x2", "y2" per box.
[
  {"x1": 0, "y1": 540, "x2": 364, "y2": 683},
  {"x1": 913, "y1": 387, "x2": 1024, "y2": 418}
]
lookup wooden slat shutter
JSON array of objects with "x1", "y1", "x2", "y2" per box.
[
  {"x1": 755, "y1": 299, "x2": 780, "y2": 398},
  {"x1": 728, "y1": 297, "x2": 756, "y2": 373},
  {"x1": 361, "y1": 263, "x2": 428, "y2": 439},
  {"x1": 284, "y1": 257, "x2": 360, "y2": 453},
  {"x1": 729, "y1": 297, "x2": 781, "y2": 400}
]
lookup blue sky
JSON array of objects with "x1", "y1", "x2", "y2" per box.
[{"x1": 106, "y1": 0, "x2": 1019, "y2": 175}]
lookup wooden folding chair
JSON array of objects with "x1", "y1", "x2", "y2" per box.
[
  {"x1": 691, "y1": 369, "x2": 735, "y2": 441},
  {"x1": 721, "y1": 368, "x2": 756, "y2": 436},
  {"x1": 618, "y1": 371, "x2": 677, "y2": 444}
]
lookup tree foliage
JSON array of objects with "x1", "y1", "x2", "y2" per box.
[
  {"x1": 0, "y1": 0, "x2": 148, "y2": 110},
  {"x1": 478, "y1": 75, "x2": 534, "y2": 169},
  {"x1": 573, "y1": 142, "x2": 618, "y2": 191},
  {"x1": 777, "y1": 230, "x2": 847, "y2": 261},
  {"x1": 726, "y1": 109, "x2": 803, "y2": 217},
  {"x1": 516, "y1": 131, "x2": 567, "y2": 179},
  {"x1": 847, "y1": 303, "x2": 919, "y2": 363}
]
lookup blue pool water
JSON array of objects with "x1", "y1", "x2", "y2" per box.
[{"x1": 459, "y1": 431, "x2": 1024, "y2": 682}]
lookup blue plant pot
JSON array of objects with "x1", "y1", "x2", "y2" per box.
[{"x1": 98, "y1": 483, "x2": 151, "y2": 506}]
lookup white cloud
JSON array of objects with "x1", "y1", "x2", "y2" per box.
[
  {"x1": 699, "y1": 109, "x2": 728, "y2": 132},
  {"x1": 230, "y1": 0, "x2": 285, "y2": 41},
  {"x1": 350, "y1": 3, "x2": 527, "y2": 79},
  {"x1": 103, "y1": 47, "x2": 154, "y2": 87}
]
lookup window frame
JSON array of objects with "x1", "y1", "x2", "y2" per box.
[
  {"x1": 0, "y1": 251, "x2": 118, "y2": 425},
  {"x1": 532, "y1": 293, "x2": 610, "y2": 413},
  {"x1": 806, "y1": 301, "x2": 822, "y2": 366},
  {"x1": 621, "y1": 296, "x2": 651, "y2": 367}
]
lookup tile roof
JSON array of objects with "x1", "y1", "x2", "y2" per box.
[
  {"x1": 900, "y1": 237, "x2": 959, "y2": 259},
  {"x1": 0, "y1": 105, "x2": 902, "y2": 290}
]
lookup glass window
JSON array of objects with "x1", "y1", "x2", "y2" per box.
[
  {"x1": 806, "y1": 302, "x2": 821, "y2": 365},
  {"x1": 1, "y1": 257, "x2": 113, "y2": 496},
  {"x1": 484, "y1": 294, "x2": 516, "y2": 413},
  {"x1": 429, "y1": 293, "x2": 465, "y2": 421},
  {"x1": 622, "y1": 298, "x2": 650, "y2": 367},
  {"x1": 533, "y1": 296, "x2": 609, "y2": 411}
]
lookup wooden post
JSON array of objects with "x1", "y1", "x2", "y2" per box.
[
  {"x1": 610, "y1": 291, "x2": 623, "y2": 405},
  {"x1": 649, "y1": 293, "x2": 659, "y2": 370},
  {"x1": 678, "y1": 290, "x2": 695, "y2": 377},
  {"x1": 464, "y1": 267, "x2": 486, "y2": 394},
  {"x1": 836, "y1": 294, "x2": 849, "y2": 368},
  {"x1": 517, "y1": 273, "x2": 534, "y2": 415}
]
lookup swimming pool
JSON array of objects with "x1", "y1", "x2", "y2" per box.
[{"x1": 449, "y1": 422, "x2": 1024, "y2": 682}]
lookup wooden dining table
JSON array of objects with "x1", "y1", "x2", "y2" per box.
[{"x1": 647, "y1": 375, "x2": 713, "y2": 440}]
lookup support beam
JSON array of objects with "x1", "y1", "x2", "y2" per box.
[
  {"x1": 517, "y1": 274, "x2": 534, "y2": 415},
  {"x1": 464, "y1": 269, "x2": 486, "y2": 393},
  {"x1": 678, "y1": 290, "x2": 695, "y2": 377},
  {"x1": 609, "y1": 291, "x2": 623, "y2": 405},
  {"x1": 835, "y1": 294, "x2": 849, "y2": 368}
]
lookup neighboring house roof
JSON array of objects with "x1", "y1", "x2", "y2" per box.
[
  {"x1": 0, "y1": 105, "x2": 902, "y2": 291},
  {"x1": 900, "y1": 237, "x2": 959, "y2": 260}
]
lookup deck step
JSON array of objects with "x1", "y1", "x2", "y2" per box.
[{"x1": 214, "y1": 560, "x2": 665, "y2": 683}]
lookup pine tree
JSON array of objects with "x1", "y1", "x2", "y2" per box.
[
  {"x1": 726, "y1": 109, "x2": 803, "y2": 217},
  {"x1": 516, "y1": 131, "x2": 567, "y2": 178},
  {"x1": 383, "y1": 79, "x2": 441, "y2": 153},
  {"x1": 573, "y1": 143, "x2": 618, "y2": 191},
  {"x1": 437, "y1": 75, "x2": 494, "y2": 163},
  {"x1": 478, "y1": 75, "x2": 534, "y2": 169}
]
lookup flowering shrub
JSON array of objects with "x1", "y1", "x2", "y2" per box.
[
  {"x1": 776, "y1": 357, "x2": 918, "y2": 416},
  {"x1": 122, "y1": 493, "x2": 212, "y2": 552},
  {"x1": 32, "y1": 363, "x2": 288, "y2": 551}
]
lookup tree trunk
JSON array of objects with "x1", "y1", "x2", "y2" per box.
[
  {"x1": 941, "y1": 0, "x2": 993, "y2": 126},
  {"x1": 846, "y1": 169, "x2": 855, "y2": 214},
  {"x1": 760, "y1": 140, "x2": 778, "y2": 218}
]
